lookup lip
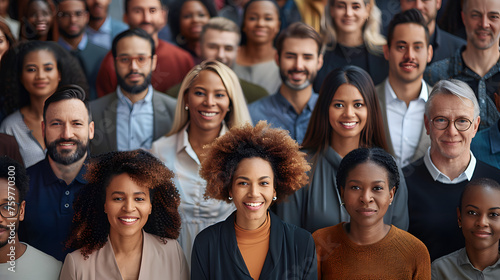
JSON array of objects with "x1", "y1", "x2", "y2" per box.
[
  {"x1": 33, "y1": 82, "x2": 50, "y2": 88},
  {"x1": 253, "y1": 29, "x2": 268, "y2": 37},
  {"x1": 35, "y1": 23, "x2": 48, "y2": 31},
  {"x1": 472, "y1": 231, "x2": 492, "y2": 238},
  {"x1": 198, "y1": 111, "x2": 219, "y2": 120},
  {"x1": 243, "y1": 202, "x2": 264, "y2": 210},
  {"x1": 441, "y1": 140, "x2": 461, "y2": 146},
  {"x1": 356, "y1": 207, "x2": 377, "y2": 216},
  {"x1": 118, "y1": 216, "x2": 139, "y2": 225},
  {"x1": 127, "y1": 74, "x2": 143, "y2": 82},
  {"x1": 58, "y1": 141, "x2": 76, "y2": 148},
  {"x1": 339, "y1": 121, "x2": 358, "y2": 129},
  {"x1": 400, "y1": 62, "x2": 418, "y2": 72}
]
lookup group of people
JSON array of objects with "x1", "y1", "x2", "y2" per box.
[{"x1": 0, "y1": 0, "x2": 500, "y2": 279}]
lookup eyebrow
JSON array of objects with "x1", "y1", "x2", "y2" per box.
[
  {"x1": 235, "y1": 176, "x2": 271, "y2": 180},
  {"x1": 347, "y1": 179, "x2": 386, "y2": 184},
  {"x1": 332, "y1": 99, "x2": 364, "y2": 102},
  {"x1": 111, "y1": 191, "x2": 147, "y2": 195},
  {"x1": 466, "y1": 204, "x2": 500, "y2": 210}
]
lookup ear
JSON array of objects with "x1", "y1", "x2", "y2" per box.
[
  {"x1": 471, "y1": 115, "x2": 480, "y2": 137},
  {"x1": 317, "y1": 53, "x2": 324, "y2": 71},
  {"x1": 424, "y1": 114, "x2": 430, "y2": 135},
  {"x1": 123, "y1": 14, "x2": 129, "y2": 25},
  {"x1": 151, "y1": 54, "x2": 158, "y2": 72},
  {"x1": 19, "y1": 200, "x2": 26, "y2": 222},
  {"x1": 41, "y1": 121, "x2": 46, "y2": 138},
  {"x1": 88, "y1": 121, "x2": 95, "y2": 140},
  {"x1": 275, "y1": 52, "x2": 280, "y2": 65},
  {"x1": 426, "y1": 44, "x2": 433, "y2": 64},
  {"x1": 389, "y1": 186, "x2": 396, "y2": 203},
  {"x1": 456, "y1": 207, "x2": 462, "y2": 228},
  {"x1": 339, "y1": 186, "x2": 345, "y2": 201},
  {"x1": 383, "y1": 44, "x2": 389, "y2": 61},
  {"x1": 436, "y1": 0, "x2": 442, "y2": 10}
]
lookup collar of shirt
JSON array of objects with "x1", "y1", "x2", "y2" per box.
[
  {"x1": 385, "y1": 79, "x2": 428, "y2": 105},
  {"x1": 453, "y1": 46, "x2": 500, "y2": 79},
  {"x1": 275, "y1": 90, "x2": 317, "y2": 114},
  {"x1": 86, "y1": 15, "x2": 111, "y2": 34},
  {"x1": 489, "y1": 120, "x2": 500, "y2": 154},
  {"x1": 457, "y1": 247, "x2": 500, "y2": 270},
  {"x1": 58, "y1": 33, "x2": 88, "y2": 51},
  {"x1": 423, "y1": 147, "x2": 476, "y2": 184},
  {"x1": 116, "y1": 85, "x2": 154, "y2": 109},
  {"x1": 176, "y1": 122, "x2": 229, "y2": 161},
  {"x1": 40, "y1": 156, "x2": 87, "y2": 186}
]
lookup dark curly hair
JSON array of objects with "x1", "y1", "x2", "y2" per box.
[
  {"x1": 66, "y1": 150, "x2": 181, "y2": 259},
  {"x1": 200, "y1": 121, "x2": 310, "y2": 204},
  {"x1": 169, "y1": 0, "x2": 217, "y2": 47},
  {"x1": 336, "y1": 147, "x2": 399, "y2": 194},
  {"x1": 0, "y1": 40, "x2": 89, "y2": 116}
]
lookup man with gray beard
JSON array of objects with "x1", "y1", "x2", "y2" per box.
[
  {"x1": 20, "y1": 85, "x2": 94, "y2": 261},
  {"x1": 90, "y1": 28, "x2": 176, "y2": 155},
  {"x1": 248, "y1": 22, "x2": 323, "y2": 144}
]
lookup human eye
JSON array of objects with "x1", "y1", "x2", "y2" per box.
[
  {"x1": 456, "y1": 118, "x2": 469, "y2": 124},
  {"x1": 467, "y1": 210, "x2": 477, "y2": 216},
  {"x1": 489, "y1": 212, "x2": 500, "y2": 217},
  {"x1": 350, "y1": 185, "x2": 360, "y2": 190},
  {"x1": 333, "y1": 103, "x2": 344, "y2": 108},
  {"x1": 25, "y1": 67, "x2": 37, "y2": 73},
  {"x1": 354, "y1": 102, "x2": 364, "y2": 108},
  {"x1": 112, "y1": 197, "x2": 123, "y2": 201},
  {"x1": 50, "y1": 121, "x2": 62, "y2": 126},
  {"x1": 373, "y1": 186, "x2": 383, "y2": 191},
  {"x1": 44, "y1": 66, "x2": 53, "y2": 71},
  {"x1": 434, "y1": 117, "x2": 447, "y2": 123},
  {"x1": 237, "y1": 181, "x2": 249, "y2": 186},
  {"x1": 132, "y1": 8, "x2": 141, "y2": 14},
  {"x1": 119, "y1": 56, "x2": 130, "y2": 64},
  {"x1": 137, "y1": 55, "x2": 147, "y2": 63},
  {"x1": 149, "y1": 8, "x2": 157, "y2": 14},
  {"x1": 248, "y1": 15, "x2": 257, "y2": 21},
  {"x1": 135, "y1": 197, "x2": 145, "y2": 201},
  {"x1": 215, "y1": 93, "x2": 226, "y2": 98},
  {"x1": 352, "y1": 4, "x2": 361, "y2": 10},
  {"x1": 265, "y1": 16, "x2": 273, "y2": 21},
  {"x1": 194, "y1": 90, "x2": 205, "y2": 96},
  {"x1": 225, "y1": 46, "x2": 234, "y2": 52}
]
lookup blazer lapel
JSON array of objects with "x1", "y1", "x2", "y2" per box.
[{"x1": 376, "y1": 80, "x2": 395, "y2": 156}]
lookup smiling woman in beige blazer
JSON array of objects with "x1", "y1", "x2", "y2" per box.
[{"x1": 59, "y1": 150, "x2": 189, "y2": 280}]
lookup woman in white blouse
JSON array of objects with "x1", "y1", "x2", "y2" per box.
[{"x1": 150, "y1": 60, "x2": 251, "y2": 263}]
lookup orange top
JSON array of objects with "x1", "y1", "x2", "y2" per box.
[{"x1": 235, "y1": 213, "x2": 271, "y2": 280}]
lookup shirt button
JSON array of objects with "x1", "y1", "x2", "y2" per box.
[
  {"x1": 64, "y1": 203, "x2": 70, "y2": 208},
  {"x1": 65, "y1": 191, "x2": 70, "y2": 195}
]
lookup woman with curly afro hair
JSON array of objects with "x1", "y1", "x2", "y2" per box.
[
  {"x1": 191, "y1": 121, "x2": 317, "y2": 279},
  {"x1": 60, "y1": 150, "x2": 189, "y2": 280}
]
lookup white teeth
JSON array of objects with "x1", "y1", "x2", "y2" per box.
[
  {"x1": 200, "y1": 112, "x2": 217, "y2": 117},
  {"x1": 119, "y1": 218, "x2": 138, "y2": 223},
  {"x1": 245, "y1": 202, "x2": 263, "y2": 207},
  {"x1": 342, "y1": 122, "x2": 356, "y2": 126},
  {"x1": 60, "y1": 143, "x2": 74, "y2": 146}
]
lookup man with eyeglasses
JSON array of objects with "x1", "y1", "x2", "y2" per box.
[
  {"x1": 403, "y1": 79, "x2": 500, "y2": 262},
  {"x1": 0, "y1": 157, "x2": 61, "y2": 278},
  {"x1": 90, "y1": 28, "x2": 176, "y2": 155},
  {"x1": 56, "y1": 0, "x2": 107, "y2": 100}
]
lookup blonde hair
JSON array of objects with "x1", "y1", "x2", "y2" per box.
[
  {"x1": 322, "y1": 0, "x2": 386, "y2": 54},
  {"x1": 168, "y1": 60, "x2": 252, "y2": 136}
]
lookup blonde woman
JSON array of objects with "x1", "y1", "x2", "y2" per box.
[
  {"x1": 313, "y1": 0, "x2": 388, "y2": 92},
  {"x1": 150, "y1": 60, "x2": 251, "y2": 264}
]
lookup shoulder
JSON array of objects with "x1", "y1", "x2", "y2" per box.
[
  {"x1": 157, "y1": 40, "x2": 194, "y2": 61},
  {"x1": 312, "y1": 224, "x2": 341, "y2": 240},
  {"x1": 436, "y1": 28, "x2": 466, "y2": 47},
  {"x1": 26, "y1": 158, "x2": 48, "y2": 176},
  {"x1": 144, "y1": 232, "x2": 184, "y2": 256},
  {"x1": 390, "y1": 226, "x2": 429, "y2": 252},
  {"x1": 0, "y1": 111, "x2": 22, "y2": 131},
  {"x1": 431, "y1": 248, "x2": 463, "y2": 278},
  {"x1": 153, "y1": 90, "x2": 177, "y2": 106},
  {"x1": 110, "y1": 18, "x2": 128, "y2": 31},
  {"x1": 23, "y1": 244, "x2": 62, "y2": 269},
  {"x1": 151, "y1": 133, "x2": 178, "y2": 158},
  {"x1": 474, "y1": 159, "x2": 500, "y2": 178},
  {"x1": 90, "y1": 93, "x2": 118, "y2": 109}
]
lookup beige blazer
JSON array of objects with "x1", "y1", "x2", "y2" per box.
[
  {"x1": 376, "y1": 78, "x2": 431, "y2": 163},
  {"x1": 59, "y1": 232, "x2": 189, "y2": 280}
]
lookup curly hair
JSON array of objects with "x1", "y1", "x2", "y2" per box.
[
  {"x1": 200, "y1": 121, "x2": 310, "y2": 204},
  {"x1": 0, "y1": 40, "x2": 89, "y2": 115},
  {"x1": 336, "y1": 147, "x2": 400, "y2": 194},
  {"x1": 66, "y1": 150, "x2": 181, "y2": 259},
  {"x1": 169, "y1": 0, "x2": 218, "y2": 46}
]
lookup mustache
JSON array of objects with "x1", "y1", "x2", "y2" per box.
[
  {"x1": 125, "y1": 72, "x2": 146, "y2": 79},
  {"x1": 288, "y1": 69, "x2": 309, "y2": 75},
  {"x1": 399, "y1": 60, "x2": 419, "y2": 67},
  {"x1": 54, "y1": 138, "x2": 82, "y2": 145}
]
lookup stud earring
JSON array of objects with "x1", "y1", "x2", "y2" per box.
[
  {"x1": 272, "y1": 196, "x2": 277, "y2": 201},
  {"x1": 228, "y1": 196, "x2": 233, "y2": 201},
  {"x1": 185, "y1": 106, "x2": 189, "y2": 111},
  {"x1": 340, "y1": 202, "x2": 345, "y2": 207}
]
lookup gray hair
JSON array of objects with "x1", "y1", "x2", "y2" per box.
[{"x1": 425, "y1": 79, "x2": 480, "y2": 119}]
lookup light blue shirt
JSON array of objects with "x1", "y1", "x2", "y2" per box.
[
  {"x1": 116, "y1": 85, "x2": 154, "y2": 151},
  {"x1": 57, "y1": 33, "x2": 88, "y2": 51},
  {"x1": 424, "y1": 148, "x2": 476, "y2": 184},
  {"x1": 86, "y1": 16, "x2": 112, "y2": 50},
  {"x1": 248, "y1": 90, "x2": 318, "y2": 144}
]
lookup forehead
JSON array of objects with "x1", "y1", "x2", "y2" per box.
[
  {"x1": 391, "y1": 23, "x2": 427, "y2": 43},
  {"x1": 246, "y1": 1, "x2": 279, "y2": 15},
  {"x1": 281, "y1": 37, "x2": 319, "y2": 54},
  {"x1": 24, "y1": 49, "x2": 57, "y2": 65},
  {"x1": 28, "y1": 1, "x2": 51, "y2": 12},
  {"x1": 58, "y1": 0, "x2": 86, "y2": 9},
  {"x1": 46, "y1": 98, "x2": 89, "y2": 121},
  {"x1": 0, "y1": 178, "x2": 19, "y2": 201},
  {"x1": 116, "y1": 36, "x2": 152, "y2": 54},
  {"x1": 127, "y1": 0, "x2": 162, "y2": 10},
  {"x1": 428, "y1": 93, "x2": 475, "y2": 117},
  {"x1": 203, "y1": 29, "x2": 239, "y2": 45},
  {"x1": 182, "y1": 0, "x2": 208, "y2": 12},
  {"x1": 464, "y1": 0, "x2": 500, "y2": 13}
]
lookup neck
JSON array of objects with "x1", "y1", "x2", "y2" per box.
[
  {"x1": 387, "y1": 76, "x2": 423, "y2": 107},
  {"x1": 344, "y1": 221, "x2": 390, "y2": 245},
  {"x1": 185, "y1": 40, "x2": 200, "y2": 56},
  {"x1": 109, "y1": 229, "x2": 143, "y2": 256},
  {"x1": 48, "y1": 155, "x2": 86, "y2": 185},
  {"x1": 0, "y1": 237, "x2": 27, "y2": 263},
  {"x1": 279, "y1": 84, "x2": 312, "y2": 114},
  {"x1": 336, "y1": 31, "x2": 363, "y2": 47},
  {"x1": 331, "y1": 134, "x2": 360, "y2": 158},
  {"x1": 465, "y1": 243, "x2": 500, "y2": 271},
  {"x1": 122, "y1": 87, "x2": 149, "y2": 104},
  {"x1": 430, "y1": 148, "x2": 470, "y2": 180},
  {"x1": 462, "y1": 45, "x2": 500, "y2": 77},
  {"x1": 236, "y1": 211, "x2": 268, "y2": 230},
  {"x1": 151, "y1": 33, "x2": 159, "y2": 48},
  {"x1": 62, "y1": 35, "x2": 83, "y2": 50},
  {"x1": 88, "y1": 16, "x2": 106, "y2": 31},
  {"x1": 428, "y1": 20, "x2": 436, "y2": 37},
  {"x1": 239, "y1": 43, "x2": 276, "y2": 64},
  {"x1": 187, "y1": 123, "x2": 222, "y2": 159}
]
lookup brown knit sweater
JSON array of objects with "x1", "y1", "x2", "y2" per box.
[{"x1": 313, "y1": 223, "x2": 431, "y2": 280}]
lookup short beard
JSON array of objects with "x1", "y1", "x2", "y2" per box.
[
  {"x1": 46, "y1": 138, "x2": 88, "y2": 165},
  {"x1": 0, "y1": 225, "x2": 11, "y2": 249},
  {"x1": 280, "y1": 69, "x2": 314, "y2": 91},
  {"x1": 117, "y1": 71, "x2": 152, "y2": 94},
  {"x1": 58, "y1": 27, "x2": 85, "y2": 40}
]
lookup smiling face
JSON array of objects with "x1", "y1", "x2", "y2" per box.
[
  {"x1": 385, "y1": 23, "x2": 432, "y2": 84},
  {"x1": 104, "y1": 173, "x2": 152, "y2": 239},
  {"x1": 27, "y1": 1, "x2": 53, "y2": 37},
  {"x1": 200, "y1": 29, "x2": 239, "y2": 67},
  {"x1": 43, "y1": 98, "x2": 94, "y2": 165},
  {"x1": 340, "y1": 161, "x2": 395, "y2": 228},
  {"x1": 278, "y1": 37, "x2": 323, "y2": 91},
  {"x1": 86, "y1": 0, "x2": 110, "y2": 20},
  {"x1": 329, "y1": 84, "x2": 368, "y2": 144},
  {"x1": 243, "y1": 1, "x2": 280, "y2": 44},
  {"x1": 330, "y1": 0, "x2": 370, "y2": 37},
  {"x1": 462, "y1": 0, "x2": 500, "y2": 51},
  {"x1": 21, "y1": 49, "x2": 61, "y2": 99},
  {"x1": 57, "y1": 0, "x2": 89, "y2": 39},
  {"x1": 184, "y1": 70, "x2": 230, "y2": 134},
  {"x1": 0, "y1": 179, "x2": 25, "y2": 250},
  {"x1": 230, "y1": 157, "x2": 276, "y2": 230},
  {"x1": 458, "y1": 185, "x2": 500, "y2": 253},
  {"x1": 0, "y1": 29, "x2": 9, "y2": 60},
  {"x1": 425, "y1": 93, "x2": 479, "y2": 165},
  {"x1": 179, "y1": 0, "x2": 210, "y2": 42},
  {"x1": 124, "y1": 0, "x2": 166, "y2": 36}
]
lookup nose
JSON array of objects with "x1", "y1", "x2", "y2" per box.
[
  {"x1": 476, "y1": 213, "x2": 489, "y2": 227},
  {"x1": 346, "y1": 6, "x2": 353, "y2": 16},
  {"x1": 481, "y1": 15, "x2": 490, "y2": 29},
  {"x1": 216, "y1": 47, "x2": 225, "y2": 61},
  {"x1": 415, "y1": 0, "x2": 424, "y2": 10},
  {"x1": 248, "y1": 184, "x2": 260, "y2": 197},
  {"x1": 404, "y1": 46, "x2": 415, "y2": 61},
  {"x1": 360, "y1": 189, "x2": 373, "y2": 204},
  {"x1": 61, "y1": 124, "x2": 74, "y2": 139},
  {"x1": 130, "y1": 58, "x2": 140, "y2": 71},
  {"x1": 203, "y1": 94, "x2": 215, "y2": 106},
  {"x1": 143, "y1": 10, "x2": 152, "y2": 23},
  {"x1": 295, "y1": 57, "x2": 304, "y2": 71},
  {"x1": 123, "y1": 198, "x2": 135, "y2": 212},
  {"x1": 444, "y1": 120, "x2": 459, "y2": 135},
  {"x1": 343, "y1": 104, "x2": 355, "y2": 117}
]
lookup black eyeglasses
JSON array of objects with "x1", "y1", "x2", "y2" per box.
[
  {"x1": 57, "y1": 10, "x2": 87, "y2": 19},
  {"x1": 0, "y1": 202, "x2": 20, "y2": 218},
  {"x1": 431, "y1": 116, "x2": 473, "y2": 131}
]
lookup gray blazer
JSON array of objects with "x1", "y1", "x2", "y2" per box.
[
  {"x1": 376, "y1": 79, "x2": 431, "y2": 163},
  {"x1": 90, "y1": 90, "x2": 176, "y2": 155}
]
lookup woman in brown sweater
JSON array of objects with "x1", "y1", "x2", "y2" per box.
[{"x1": 313, "y1": 147, "x2": 431, "y2": 279}]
